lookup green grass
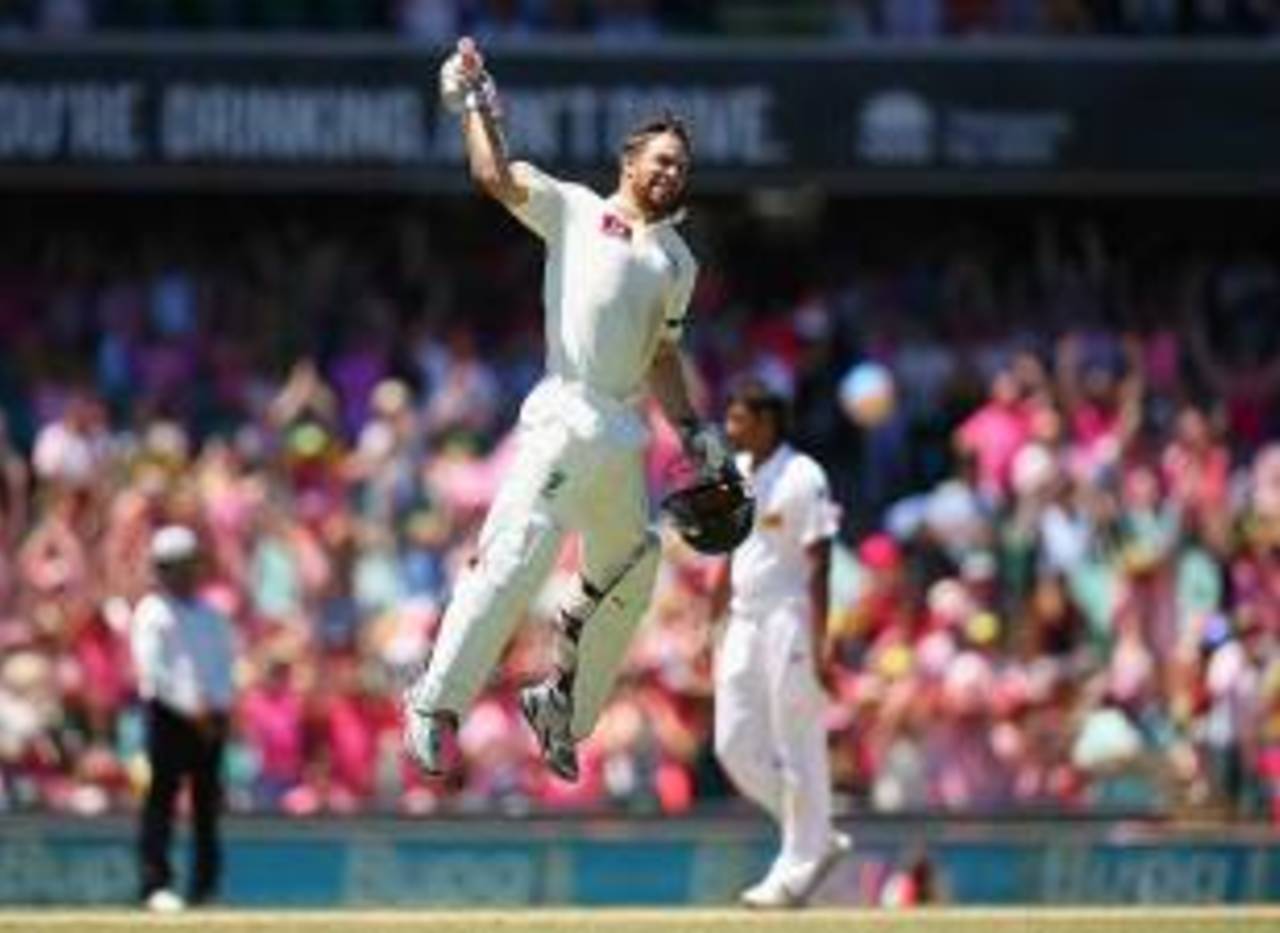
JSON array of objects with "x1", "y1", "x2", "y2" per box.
[{"x1": 1, "y1": 907, "x2": 1279, "y2": 933}]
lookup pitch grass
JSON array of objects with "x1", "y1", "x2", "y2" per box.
[{"x1": 1, "y1": 907, "x2": 1279, "y2": 933}]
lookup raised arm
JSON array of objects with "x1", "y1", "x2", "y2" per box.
[
  {"x1": 1116, "y1": 332, "x2": 1146, "y2": 444},
  {"x1": 441, "y1": 37, "x2": 528, "y2": 207}
]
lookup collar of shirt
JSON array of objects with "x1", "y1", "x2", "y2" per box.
[
  {"x1": 603, "y1": 196, "x2": 687, "y2": 233},
  {"x1": 740, "y1": 442, "x2": 792, "y2": 484}
]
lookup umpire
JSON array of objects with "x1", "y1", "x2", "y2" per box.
[{"x1": 130, "y1": 525, "x2": 235, "y2": 911}]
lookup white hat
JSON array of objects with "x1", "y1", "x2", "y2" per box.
[{"x1": 150, "y1": 525, "x2": 198, "y2": 565}]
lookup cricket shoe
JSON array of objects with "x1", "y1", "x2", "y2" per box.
[
  {"x1": 738, "y1": 862, "x2": 793, "y2": 910},
  {"x1": 402, "y1": 699, "x2": 462, "y2": 778},
  {"x1": 786, "y1": 830, "x2": 853, "y2": 906},
  {"x1": 144, "y1": 889, "x2": 186, "y2": 913},
  {"x1": 519, "y1": 680, "x2": 579, "y2": 782},
  {"x1": 740, "y1": 831, "x2": 853, "y2": 909}
]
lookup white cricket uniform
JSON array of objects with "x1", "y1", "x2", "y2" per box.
[
  {"x1": 414, "y1": 163, "x2": 697, "y2": 736},
  {"x1": 715, "y1": 443, "x2": 840, "y2": 869},
  {"x1": 131, "y1": 594, "x2": 236, "y2": 717}
]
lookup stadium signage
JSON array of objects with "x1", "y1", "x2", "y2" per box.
[
  {"x1": 0, "y1": 78, "x2": 781, "y2": 169},
  {"x1": 0, "y1": 82, "x2": 143, "y2": 160},
  {"x1": 855, "y1": 90, "x2": 1073, "y2": 168},
  {"x1": 1, "y1": 41, "x2": 1278, "y2": 193},
  {"x1": 0, "y1": 817, "x2": 1276, "y2": 906}
]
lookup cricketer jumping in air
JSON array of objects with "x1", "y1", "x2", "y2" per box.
[{"x1": 404, "y1": 37, "x2": 747, "y2": 783}]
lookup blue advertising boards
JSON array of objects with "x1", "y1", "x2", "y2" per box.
[{"x1": 0, "y1": 817, "x2": 1275, "y2": 906}]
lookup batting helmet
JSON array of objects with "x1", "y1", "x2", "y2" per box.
[{"x1": 661, "y1": 470, "x2": 754, "y2": 555}]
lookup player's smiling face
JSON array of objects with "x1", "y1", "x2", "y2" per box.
[{"x1": 623, "y1": 132, "x2": 690, "y2": 220}]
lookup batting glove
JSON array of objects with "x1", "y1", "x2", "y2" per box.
[
  {"x1": 679, "y1": 419, "x2": 732, "y2": 478},
  {"x1": 439, "y1": 51, "x2": 500, "y2": 116}
]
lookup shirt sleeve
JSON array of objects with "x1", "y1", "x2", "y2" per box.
[
  {"x1": 795, "y1": 464, "x2": 841, "y2": 547},
  {"x1": 661, "y1": 245, "x2": 698, "y2": 344},
  {"x1": 130, "y1": 597, "x2": 168, "y2": 703},
  {"x1": 504, "y1": 162, "x2": 570, "y2": 242}
]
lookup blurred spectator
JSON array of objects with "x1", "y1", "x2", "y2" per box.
[
  {"x1": 592, "y1": 0, "x2": 660, "y2": 40},
  {"x1": 1162, "y1": 404, "x2": 1230, "y2": 543},
  {"x1": 880, "y1": 0, "x2": 944, "y2": 37},
  {"x1": 394, "y1": 0, "x2": 459, "y2": 40},
  {"x1": 35, "y1": 0, "x2": 91, "y2": 33},
  {"x1": 0, "y1": 197, "x2": 1276, "y2": 824},
  {"x1": 32, "y1": 391, "x2": 108, "y2": 494},
  {"x1": 0, "y1": 416, "x2": 30, "y2": 580},
  {"x1": 954, "y1": 369, "x2": 1032, "y2": 503},
  {"x1": 832, "y1": 0, "x2": 876, "y2": 36},
  {"x1": 239, "y1": 658, "x2": 305, "y2": 809},
  {"x1": 420, "y1": 327, "x2": 501, "y2": 443},
  {"x1": 467, "y1": 0, "x2": 538, "y2": 40}
]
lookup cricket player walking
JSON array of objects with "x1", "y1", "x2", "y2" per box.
[
  {"x1": 405, "y1": 37, "x2": 734, "y2": 783},
  {"x1": 712, "y1": 380, "x2": 851, "y2": 908}
]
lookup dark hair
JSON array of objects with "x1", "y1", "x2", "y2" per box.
[
  {"x1": 727, "y1": 377, "x2": 789, "y2": 438},
  {"x1": 620, "y1": 111, "x2": 693, "y2": 162}
]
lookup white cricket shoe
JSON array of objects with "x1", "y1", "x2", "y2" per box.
[
  {"x1": 786, "y1": 830, "x2": 853, "y2": 905},
  {"x1": 739, "y1": 864, "x2": 795, "y2": 909},
  {"x1": 402, "y1": 698, "x2": 462, "y2": 778},
  {"x1": 740, "y1": 831, "x2": 853, "y2": 910},
  {"x1": 144, "y1": 889, "x2": 186, "y2": 913},
  {"x1": 519, "y1": 680, "x2": 579, "y2": 782}
]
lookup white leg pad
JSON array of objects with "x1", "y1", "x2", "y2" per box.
[{"x1": 563, "y1": 532, "x2": 660, "y2": 741}]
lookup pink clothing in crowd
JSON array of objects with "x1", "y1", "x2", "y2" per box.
[
  {"x1": 324, "y1": 694, "x2": 390, "y2": 799},
  {"x1": 241, "y1": 684, "x2": 306, "y2": 784},
  {"x1": 956, "y1": 402, "x2": 1030, "y2": 498}
]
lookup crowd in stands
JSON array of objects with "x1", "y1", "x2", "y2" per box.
[
  {"x1": 3, "y1": 0, "x2": 1280, "y2": 39},
  {"x1": 0, "y1": 195, "x2": 1277, "y2": 822}
]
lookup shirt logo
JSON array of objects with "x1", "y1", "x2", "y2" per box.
[
  {"x1": 761, "y1": 511, "x2": 784, "y2": 529},
  {"x1": 600, "y1": 212, "x2": 633, "y2": 242},
  {"x1": 540, "y1": 469, "x2": 567, "y2": 501}
]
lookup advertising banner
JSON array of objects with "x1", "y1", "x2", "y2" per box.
[
  {"x1": 0, "y1": 816, "x2": 1276, "y2": 905},
  {"x1": 1, "y1": 40, "x2": 1279, "y2": 194}
]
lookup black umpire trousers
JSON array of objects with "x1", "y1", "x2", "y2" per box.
[{"x1": 139, "y1": 700, "x2": 227, "y2": 903}]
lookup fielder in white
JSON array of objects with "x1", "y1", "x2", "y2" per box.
[
  {"x1": 404, "y1": 38, "x2": 729, "y2": 782},
  {"x1": 712, "y1": 379, "x2": 851, "y2": 908}
]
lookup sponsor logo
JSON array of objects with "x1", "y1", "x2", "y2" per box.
[
  {"x1": 540, "y1": 469, "x2": 567, "y2": 501},
  {"x1": 856, "y1": 90, "x2": 1072, "y2": 169},
  {"x1": 599, "y1": 212, "x2": 633, "y2": 242},
  {"x1": 856, "y1": 90, "x2": 936, "y2": 166}
]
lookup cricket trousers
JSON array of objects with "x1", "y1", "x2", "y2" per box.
[
  {"x1": 411, "y1": 378, "x2": 660, "y2": 741},
  {"x1": 714, "y1": 602, "x2": 833, "y2": 867},
  {"x1": 139, "y1": 701, "x2": 227, "y2": 903}
]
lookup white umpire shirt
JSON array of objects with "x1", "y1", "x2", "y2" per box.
[
  {"x1": 131, "y1": 593, "x2": 235, "y2": 718},
  {"x1": 730, "y1": 444, "x2": 841, "y2": 619},
  {"x1": 506, "y1": 162, "x2": 698, "y2": 448}
]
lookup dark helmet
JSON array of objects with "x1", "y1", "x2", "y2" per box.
[{"x1": 661, "y1": 470, "x2": 754, "y2": 555}]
